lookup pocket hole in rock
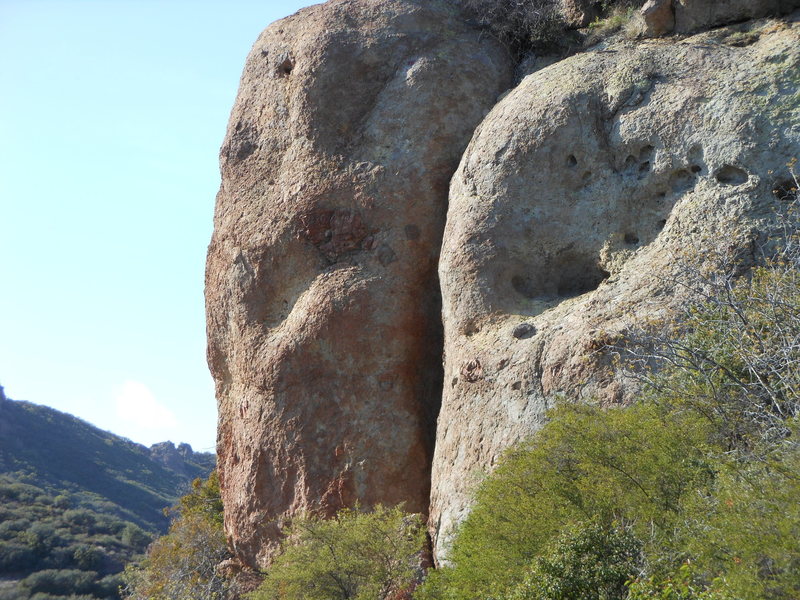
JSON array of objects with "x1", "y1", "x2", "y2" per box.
[
  {"x1": 277, "y1": 58, "x2": 294, "y2": 77},
  {"x1": 557, "y1": 264, "x2": 609, "y2": 297},
  {"x1": 512, "y1": 275, "x2": 537, "y2": 299},
  {"x1": 639, "y1": 145, "x2": 654, "y2": 161},
  {"x1": 567, "y1": 155, "x2": 578, "y2": 167},
  {"x1": 512, "y1": 254, "x2": 609, "y2": 302},
  {"x1": 715, "y1": 165, "x2": 749, "y2": 185},
  {"x1": 773, "y1": 179, "x2": 798, "y2": 200},
  {"x1": 624, "y1": 232, "x2": 640, "y2": 245},
  {"x1": 670, "y1": 169, "x2": 696, "y2": 193}
]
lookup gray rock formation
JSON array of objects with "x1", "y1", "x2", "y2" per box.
[
  {"x1": 675, "y1": 0, "x2": 800, "y2": 33},
  {"x1": 639, "y1": 0, "x2": 800, "y2": 37},
  {"x1": 430, "y1": 17, "x2": 800, "y2": 561},
  {"x1": 205, "y1": 0, "x2": 512, "y2": 569}
]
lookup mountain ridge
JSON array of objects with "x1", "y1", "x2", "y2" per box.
[{"x1": 0, "y1": 384, "x2": 214, "y2": 532}]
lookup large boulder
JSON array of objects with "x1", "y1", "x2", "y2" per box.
[
  {"x1": 205, "y1": 0, "x2": 513, "y2": 568},
  {"x1": 639, "y1": 0, "x2": 800, "y2": 36},
  {"x1": 674, "y1": 0, "x2": 800, "y2": 33},
  {"x1": 431, "y1": 17, "x2": 800, "y2": 561}
]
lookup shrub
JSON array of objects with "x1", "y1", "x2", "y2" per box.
[
  {"x1": 63, "y1": 509, "x2": 96, "y2": 529},
  {"x1": 72, "y1": 544, "x2": 105, "y2": 571},
  {"x1": 420, "y1": 183, "x2": 800, "y2": 600},
  {"x1": 621, "y1": 173, "x2": 800, "y2": 455},
  {"x1": 53, "y1": 494, "x2": 73, "y2": 509},
  {"x1": 119, "y1": 524, "x2": 150, "y2": 552},
  {"x1": 0, "y1": 542, "x2": 36, "y2": 571},
  {"x1": 677, "y1": 425, "x2": 800, "y2": 599},
  {"x1": 122, "y1": 472, "x2": 231, "y2": 600},
  {"x1": 454, "y1": 0, "x2": 647, "y2": 56},
  {"x1": 20, "y1": 568, "x2": 97, "y2": 595},
  {"x1": 94, "y1": 573, "x2": 125, "y2": 598},
  {"x1": 417, "y1": 402, "x2": 714, "y2": 599},
  {"x1": 627, "y1": 563, "x2": 732, "y2": 600},
  {"x1": 456, "y1": 0, "x2": 566, "y2": 55},
  {"x1": 505, "y1": 520, "x2": 643, "y2": 600},
  {"x1": 23, "y1": 523, "x2": 59, "y2": 556},
  {"x1": 251, "y1": 504, "x2": 426, "y2": 600}
]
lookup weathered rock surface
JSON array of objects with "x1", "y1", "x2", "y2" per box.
[
  {"x1": 640, "y1": 0, "x2": 800, "y2": 36},
  {"x1": 205, "y1": 0, "x2": 512, "y2": 568},
  {"x1": 675, "y1": 0, "x2": 800, "y2": 33},
  {"x1": 561, "y1": 0, "x2": 603, "y2": 28},
  {"x1": 639, "y1": 0, "x2": 675, "y2": 37},
  {"x1": 431, "y1": 16, "x2": 800, "y2": 561}
]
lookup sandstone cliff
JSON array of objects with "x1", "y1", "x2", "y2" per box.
[{"x1": 206, "y1": 0, "x2": 800, "y2": 570}]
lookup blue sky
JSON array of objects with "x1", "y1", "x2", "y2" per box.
[{"x1": 0, "y1": 0, "x2": 314, "y2": 451}]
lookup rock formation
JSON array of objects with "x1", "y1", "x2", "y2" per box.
[
  {"x1": 561, "y1": 0, "x2": 603, "y2": 28},
  {"x1": 640, "y1": 0, "x2": 800, "y2": 36},
  {"x1": 205, "y1": 0, "x2": 512, "y2": 568},
  {"x1": 207, "y1": 0, "x2": 800, "y2": 571},
  {"x1": 431, "y1": 16, "x2": 800, "y2": 560}
]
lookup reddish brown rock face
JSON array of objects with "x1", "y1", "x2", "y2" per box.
[{"x1": 205, "y1": 0, "x2": 512, "y2": 568}]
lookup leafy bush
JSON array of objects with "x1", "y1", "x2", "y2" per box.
[
  {"x1": 622, "y1": 170, "x2": 800, "y2": 454},
  {"x1": 64, "y1": 510, "x2": 97, "y2": 529},
  {"x1": 94, "y1": 574, "x2": 125, "y2": 599},
  {"x1": 20, "y1": 569, "x2": 97, "y2": 596},
  {"x1": 627, "y1": 563, "x2": 731, "y2": 600},
  {"x1": 454, "y1": 0, "x2": 646, "y2": 56},
  {"x1": 122, "y1": 472, "x2": 231, "y2": 600},
  {"x1": 0, "y1": 542, "x2": 36, "y2": 571},
  {"x1": 419, "y1": 187, "x2": 800, "y2": 599},
  {"x1": 72, "y1": 544, "x2": 105, "y2": 571},
  {"x1": 23, "y1": 523, "x2": 59, "y2": 556},
  {"x1": 678, "y1": 427, "x2": 800, "y2": 599},
  {"x1": 417, "y1": 402, "x2": 714, "y2": 599},
  {"x1": 251, "y1": 504, "x2": 426, "y2": 600},
  {"x1": 119, "y1": 524, "x2": 150, "y2": 552},
  {"x1": 506, "y1": 520, "x2": 643, "y2": 600}
]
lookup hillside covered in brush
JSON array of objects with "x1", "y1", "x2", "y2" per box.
[{"x1": 0, "y1": 387, "x2": 214, "y2": 600}]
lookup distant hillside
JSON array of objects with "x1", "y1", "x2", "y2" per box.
[
  {"x1": 0, "y1": 386, "x2": 214, "y2": 532},
  {"x1": 0, "y1": 385, "x2": 215, "y2": 600}
]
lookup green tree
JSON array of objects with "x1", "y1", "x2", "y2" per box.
[
  {"x1": 251, "y1": 504, "x2": 426, "y2": 600},
  {"x1": 120, "y1": 523, "x2": 151, "y2": 552}
]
